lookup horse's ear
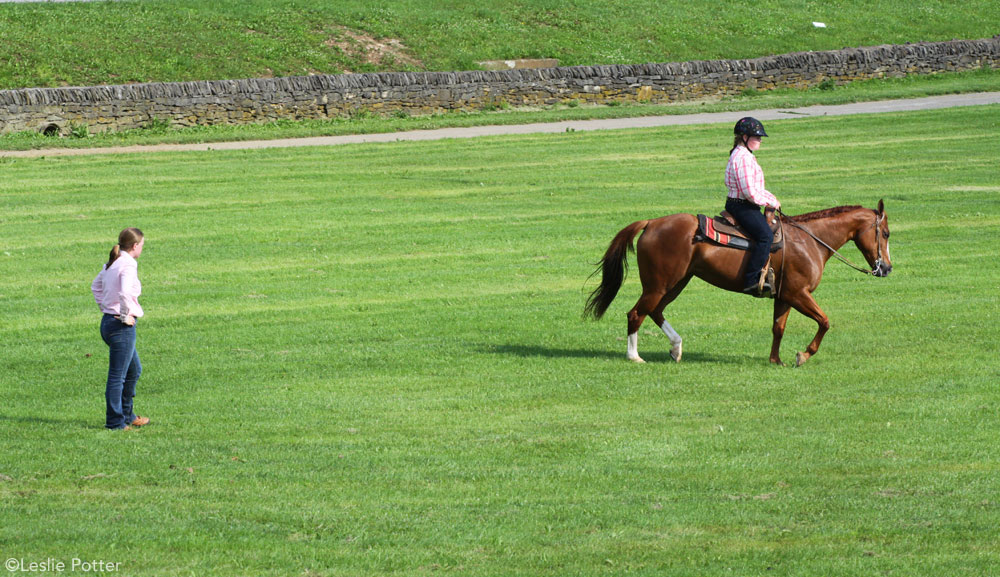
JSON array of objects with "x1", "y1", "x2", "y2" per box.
[{"x1": 877, "y1": 199, "x2": 885, "y2": 215}]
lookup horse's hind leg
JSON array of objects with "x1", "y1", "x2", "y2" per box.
[
  {"x1": 627, "y1": 275, "x2": 692, "y2": 363},
  {"x1": 625, "y1": 291, "x2": 663, "y2": 363},
  {"x1": 626, "y1": 215, "x2": 697, "y2": 363},
  {"x1": 650, "y1": 276, "x2": 692, "y2": 362}
]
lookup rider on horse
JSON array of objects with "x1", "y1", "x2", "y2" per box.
[{"x1": 724, "y1": 117, "x2": 781, "y2": 297}]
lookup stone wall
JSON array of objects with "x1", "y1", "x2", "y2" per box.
[{"x1": 1, "y1": 37, "x2": 996, "y2": 135}]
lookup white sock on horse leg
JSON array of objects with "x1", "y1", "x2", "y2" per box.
[
  {"x1": 627, "y1": 332, "x2": 640, "y2": 360},
  {"x1": 660, "y1": 320, "x2": 682, "y2": 346},
  {"x1": 661, "y1": 320, "x2": 683, "y2": 362}
]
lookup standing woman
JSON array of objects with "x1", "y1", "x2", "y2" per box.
[
  {"x1": 91, "y1": 228, "x2": 150, "y2": 430},
  {"x1": 724, "y1": 117, "x2": 782, "y2": 297}
]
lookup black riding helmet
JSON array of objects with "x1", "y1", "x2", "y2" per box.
[{"x1": 734, "y1": 117, "x2": 768, "y2": 137}]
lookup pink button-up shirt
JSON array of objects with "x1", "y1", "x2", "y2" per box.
[
  {"x1": 725, "y1": 145, "x2": 780, "y2": 209},
  {"x1": 91, "y1": 252, "x2": 144, "y2": 319}
]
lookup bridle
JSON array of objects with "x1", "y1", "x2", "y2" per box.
[
  {"x1": 872, "y1": 212, "x2": 888, "y2": 275},
  {"x1": 778, "y1": 209, "x2": 887, "y2": 276}
]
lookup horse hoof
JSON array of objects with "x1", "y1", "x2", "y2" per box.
[
  {"x1": 770, "y1": 358, "x2": 785, "y2": 366},
  {"x1": 795, "y1": 352, "x2": 809, "y2": 367},
  {"x1": 670, "y1": 344, "x2": 682, "y2": 363},
  {"x1": 628, "y1": 356, "x2": 646, "y2": 364}
]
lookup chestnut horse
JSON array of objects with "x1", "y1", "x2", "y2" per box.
[{"x1": 585, "y1": 200, "x2": 892, "y2": 366}]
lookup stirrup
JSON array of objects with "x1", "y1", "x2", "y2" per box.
[
  {"x1": 742, "y1": 284, "x2": 772, "y2": 298},
  {"x1": 744, "y1": 267, "x2": 775, "y2": 298},
  {"x1": 758, "y1": 266, "x2": 775, "y2": 296}
]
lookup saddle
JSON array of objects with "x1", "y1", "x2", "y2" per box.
[{"x1": 694, "y1": 210, "x2": 783, "y2": 252}]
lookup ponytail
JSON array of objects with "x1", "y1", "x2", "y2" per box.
[
  {"x1": 105, "y1": 244, "x2": 121, "y2": 270},
  {"x1": 730, "y1": 135, "x2": 746, "y2": 155},
  {"x1": 105, "y1": 227, "x2": 143, "y2": 269}
]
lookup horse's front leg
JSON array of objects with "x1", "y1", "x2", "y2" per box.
[
  {"x1": 789, "y1": 292, "x2": 830, "y2": 367},
  {"x1": 770, "y1": 300, "x2": 792, "y2": 365}
]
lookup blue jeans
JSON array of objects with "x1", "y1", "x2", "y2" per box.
[
  {"x1": 725, "y1": 198, "x2": 772, "y2": 289},
  {"x1": 100, "y1": 314, "x2": 142, "y2": 429}
]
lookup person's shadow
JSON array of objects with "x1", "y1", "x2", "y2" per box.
[{"x1": 0, "y1": 414, "x2": 96, "y2": 428}]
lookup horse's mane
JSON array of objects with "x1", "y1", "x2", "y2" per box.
[{"x1": 785, "y1": 205, "x2": 865, "y2": 223}]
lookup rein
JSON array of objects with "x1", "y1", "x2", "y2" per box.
[{"x1": 777, "y1": 209, "x2": 883, "y2": 276}]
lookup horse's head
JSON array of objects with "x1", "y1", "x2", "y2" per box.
[{"x1": 856, "y1": 199, "x2": 892, "y2": 277}]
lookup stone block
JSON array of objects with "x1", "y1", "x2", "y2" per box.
[{"x1": 477, "y1": 59, "x2": 560, "y2": 70}]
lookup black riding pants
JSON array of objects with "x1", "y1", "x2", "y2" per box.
[{"x1": 725, "y1": 198, "x2": 772, "y2": 288}]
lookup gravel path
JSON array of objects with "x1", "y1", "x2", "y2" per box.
[{"x1": 3, "y1": 92, "x2": 998, "y2": 158}]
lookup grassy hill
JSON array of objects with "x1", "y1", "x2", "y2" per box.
[{"x1": 1, "y1": 0, "x2": 998, "y2": 89}]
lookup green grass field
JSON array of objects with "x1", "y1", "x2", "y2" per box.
[
  {"x1": 1, "y1": 0, "x2": 998, "y2": 89},
  {"x1": 1, "y1": 104, "x2": 998, "y2": 575}
]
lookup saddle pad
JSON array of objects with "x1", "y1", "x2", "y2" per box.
[
  {"x1": 695, "y1": 214, "x2": 784, "y2": 252},
  {"x1": 696, "y1": 214, "x2": 750, "y2": 250}
]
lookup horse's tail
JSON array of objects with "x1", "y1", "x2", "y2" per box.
[{"x1": 584, "y1": 220, "x2": 649, "y2": 319}]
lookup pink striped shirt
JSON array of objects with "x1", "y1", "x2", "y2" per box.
[
  {"x1": 725, "y1": 145, "x2": 780, "y2": 209},
  {"x1": 91, "y1": 252, "x2": 144, "y2": 319}
]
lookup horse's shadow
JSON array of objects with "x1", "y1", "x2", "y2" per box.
[{"x1": 480, "y1": 343, "x2": 747, "y2": 364}]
